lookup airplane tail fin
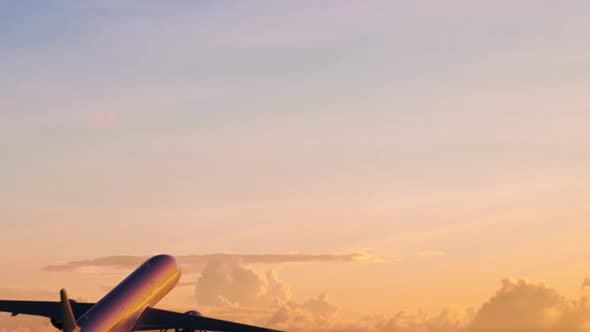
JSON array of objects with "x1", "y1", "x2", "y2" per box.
[{"x1": 60, "y1": 289, "x2": 80, "y2": 332}]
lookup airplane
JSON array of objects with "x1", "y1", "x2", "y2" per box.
[{"x1": 0, "y1": 254, "x2": 285, "y2": 332}]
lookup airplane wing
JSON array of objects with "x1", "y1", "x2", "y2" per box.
[
  {"x1": 133, "y1": 307, "x2": 285, "y2": 332},
  {"x1": 0, "y1": 300, "x2": 95, "y2": 320}
]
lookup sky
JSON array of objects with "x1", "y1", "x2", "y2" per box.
[{"x1": 1, "y1": 1, "x2": 589, "y2": 331}]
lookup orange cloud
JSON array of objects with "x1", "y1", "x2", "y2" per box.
[{"x1": 268, "y1": 295, "x2": 340, "y2": 331}]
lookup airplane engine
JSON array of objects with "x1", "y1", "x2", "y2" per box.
[
  {"x1": 175, "y1": 310, "x2": 203, "y2": 332},
  {"x1": 50, "y1": 318, "x2": 63, "y2": 330}
]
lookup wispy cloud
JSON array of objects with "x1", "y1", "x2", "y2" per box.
[
  {"x1": 413, "y1": 250, "x2": 447, "y2": 258},
  {"x1": 41, "y1": 252, "x2": 377, "y2": 272}
]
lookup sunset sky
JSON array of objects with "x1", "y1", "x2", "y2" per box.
[{"x1": 1, "y1": 1, "x2": 590, "y2": 331}]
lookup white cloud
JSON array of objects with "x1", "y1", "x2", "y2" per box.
[{"x1": 195, "y1": 261, "x2": 291, "y2": 308}]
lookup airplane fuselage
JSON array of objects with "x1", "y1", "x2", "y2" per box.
[{"x1": 77, "y1": 254, "x2": 181, "y2": 332}]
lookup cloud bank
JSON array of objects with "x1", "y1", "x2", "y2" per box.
[
  {"x1": 265, "y1": 278, "x2": 590, "y2": 332},
  {"x1": 189, "y1": 259, "x2": 590, "y2": 332}
]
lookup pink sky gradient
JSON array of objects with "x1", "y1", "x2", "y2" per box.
[{"x1": 1, "y1": 1, "x2": 590, "y2": 331}]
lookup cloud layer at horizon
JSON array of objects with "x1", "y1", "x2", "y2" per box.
[
  {"x1": 190, "y1": 261, "x2": 590, "y2": 332},
  {"x1": 6, "y1": 261, "x2": 590, "y2": 332}
]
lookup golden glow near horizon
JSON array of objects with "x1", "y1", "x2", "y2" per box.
[{"x1": 1, "y1": 1, "x2": 590, "y2": 331}]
